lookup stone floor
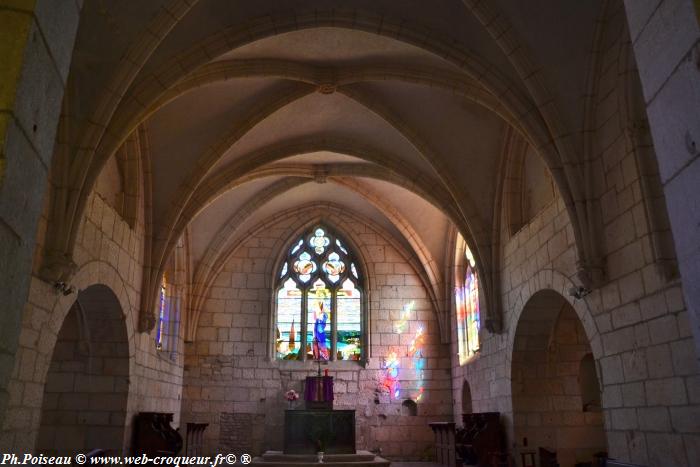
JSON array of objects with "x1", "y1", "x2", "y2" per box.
[{"x1": 251, "y1": 450, "x2": 392, "y2": 467}]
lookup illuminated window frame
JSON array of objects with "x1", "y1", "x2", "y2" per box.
[
  {"x1": 456, "y1": 244, "x2": 481, "y2": 364},
  {"x1": 156, "y1": 234, "x2": 186, "y2": 359},
  {"x1": 273, "y1": 225, "x2": 367, "y2": 363}
]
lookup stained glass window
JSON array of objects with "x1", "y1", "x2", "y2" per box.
[
  {"x1": 156, "y1": 273, "x2": 181, "y2": 355},
  {"x1": 156, "y1": 277, "x2": 167, "y2": 350},
  {"x1": 457, "y1": 246, "x2": 480, "y2": 364},
  {"x1": 275, "y1": 226, "x2": 363, "y2": 361},
  {"x1": 156, "y1": 235, "x2": 185, "y2": 358}
]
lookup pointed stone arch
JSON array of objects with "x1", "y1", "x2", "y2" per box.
[
  {"x1": 509, "y1": 288, "x2": 607, "y2": 466},
  {"x1": 37, "y1": 284, "x2": 130, "y2": 455},
  {"x1": 2, "y1": 259, "x2": 136, "y2": 453}
]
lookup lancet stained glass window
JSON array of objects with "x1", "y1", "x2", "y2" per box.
[
  {"x1": 156, "y1": 273, "x2": 181, "y2": 356},
  {"x1": 457, "y1": 246, "x2": 480, "y2": 364},
  {"x1": 276, "y1": 226, "x2": 363, "y2": 361}
]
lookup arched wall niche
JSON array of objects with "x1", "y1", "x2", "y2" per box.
[
  {"x1": 501, "y1": 128, "x2": 556, "y2": 238},
  {"x1": 37, "y1": 284, "x2": 130, "y2": 456},
  {"x1": 520, "y1": 148, "x2": 556, "y2": 227},
  {"x1": 82, "y1": 129, "x2": 144, "y2": 232},
  {"x1": 94, "y1": 153, "x2": 124, "y2": 215}
]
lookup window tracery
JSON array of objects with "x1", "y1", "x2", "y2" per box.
[{"x1": 276, "y1": 226, "x2": 363, "y2": 361}]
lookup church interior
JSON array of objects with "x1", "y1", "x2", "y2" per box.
[{"x1": 1, "y1": 1, "x2": 699, "y2": 466}]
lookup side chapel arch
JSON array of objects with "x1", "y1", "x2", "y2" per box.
[
  {"x1": 37, "y1": 283, "x2": 130, "y2": 455},
  {"x1": 510, "y1": 288, "x2": 607, "y2": 467}
]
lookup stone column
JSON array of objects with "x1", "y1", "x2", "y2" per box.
[
  {"x1": 0, "y1": 0, "x2": 81, "y2": 428},
  {"x1": 623, "y1": 0, "x2": 700, "y2": 358}
]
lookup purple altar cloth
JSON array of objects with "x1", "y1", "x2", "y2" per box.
[{"x1": 304, "y1": 376, "x2": 334, "y2": 402}]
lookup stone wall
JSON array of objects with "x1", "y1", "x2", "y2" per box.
[
  {"x1": 0, "y1": 0, "x2": 81, "y2": 429},
  {"x1": 450, "y1": 4, "x2": 700, "y2": 465},
  {"x1": 623, "y1": 0, "x2": 700, "y2": 367},
  {"x1": 181, "y1": 208, "x2": 452, "y2": 459},
  {"x1": 453, "y1": 184, "x2": 698, "y2": 466},
  {"x1": 0, "y1": 183, "x2": 185, "y2": 453}
]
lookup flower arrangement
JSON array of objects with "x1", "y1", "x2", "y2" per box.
[{"x1": 285, "y1": 389, "x2": 299, "y2": 408}]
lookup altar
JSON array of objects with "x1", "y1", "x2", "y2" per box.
[
  {"x1": 251, "y1": 374, "x2": 390, "y2": 466},
  {"x1": 284, "y1": 375, "x2": 355, "y2": 454},
  {"x1": 284, "y1": 409, "x2": 356, "y2": 454}
]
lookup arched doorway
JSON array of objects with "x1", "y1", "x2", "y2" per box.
[
  {"x1": 37, "y1": 285, "x2": 129, "y2": 455},
  {"x1": 511, "y1": 290, "x2": 606, "y2": 467}
]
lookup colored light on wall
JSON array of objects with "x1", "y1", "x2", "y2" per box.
[
  {"x1": 408, "y1": 326, "x2": 426, "y2": 402},
  {"x1": 394, "y1": 301, "x2": 414, "y2": 334},
  {"x1": 381, "y1": 350, "x2": 401, "y2": 399},
  {"x1": 379, "y1": 302, "x2": 427, "y2": 402}
]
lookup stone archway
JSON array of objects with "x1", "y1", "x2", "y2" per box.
[
  {"x1": 37, "y1": 284, "x2": 129, "y2": 456},
  {"x1": 511, "y1": 290, "x2": 607, "y2": 467}
]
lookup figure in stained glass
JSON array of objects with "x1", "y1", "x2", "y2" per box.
[
  {"x1": 275, "y1": 225, "x2": 363, "y2": 361},
  {"x1": 312, "y1": 297, "x2": 329, "y2": 360}
]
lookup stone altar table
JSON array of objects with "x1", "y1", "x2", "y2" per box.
[{"x1": 284, "y1": 409, "x2": 355, "y2": 454}]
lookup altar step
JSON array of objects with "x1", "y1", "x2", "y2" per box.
[{"x1": 251, "y1": 450, "x2": 391, "y2": 467}]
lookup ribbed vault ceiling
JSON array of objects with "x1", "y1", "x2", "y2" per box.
[{"x1": 50, "y1": 0, "x2": 605, "y2": 336}]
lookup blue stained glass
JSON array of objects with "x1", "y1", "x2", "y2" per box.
[
  {"x1": 276, "y1": 226, "x2": 362, "y2": 361},
  {"x1": 156, "y1": 283, "x2": 165, "y2": 348},
  {"x1": 309, "y1": 229, "x2": 330, "y2": 254}
]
